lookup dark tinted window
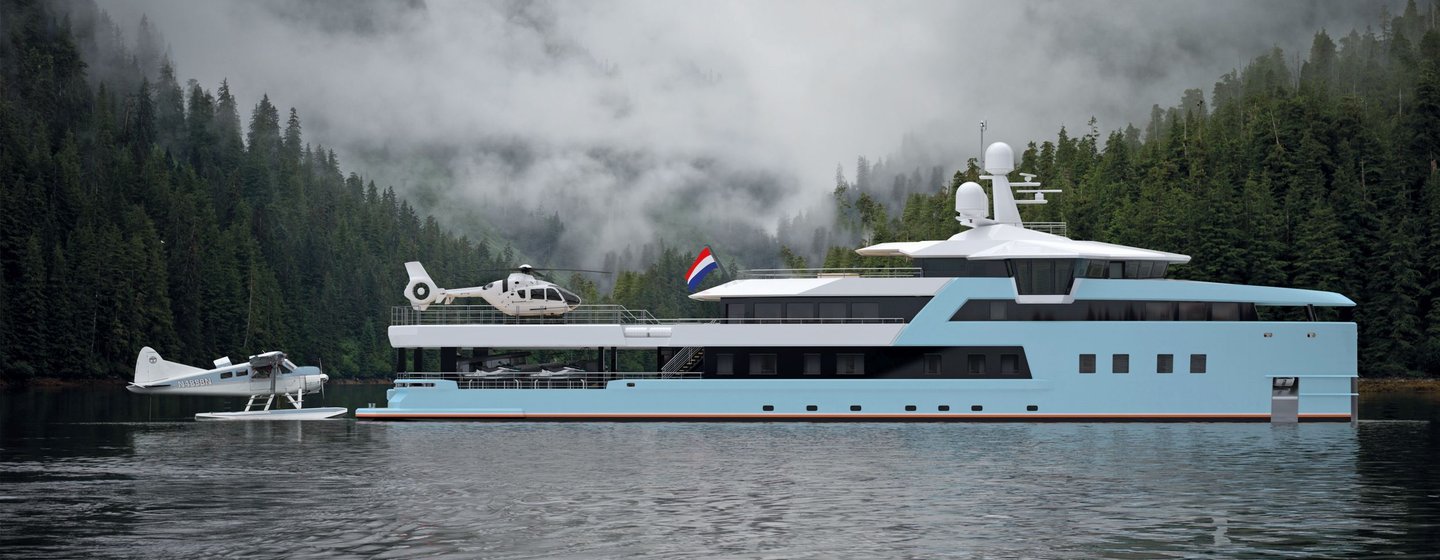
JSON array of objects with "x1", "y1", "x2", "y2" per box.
[
  {"x1": 819, "y1": 302, "x2": 847, "y2": 319},
  {"x1": 803, "y1": 353, "x2": 821, "y2": 375},
  {"x1": 754, "y1": 303, "x2": 781, "y2": 319},
  {"x1": 1079, "y1": 354, "x2": 1096, "y2": 373},
  {"x1": 1000, "y1": 354, "x2": 1021, "y2": 374},
  {"x1": 1157, "y1": 354, "x2": 1174, "y2": 374},
  {"x1": 1112, "y1": 354, "x2": 1129, "y2": 374},
  {"x1": 727, "y1": 303, "x2": 746, "y2": 319},
  {"x1": 851, "y1": 303, "x2": 880, "y2": 319},
  {"x1": 716, "y1": 354, "x2": 734, "y2": 374},
  {"x1": 1178, "y1": 302, "x2": 1207, "y2": 321},
  {"x1": 559, "y1": 289, "x2": 581, "y2": 305},
  {"x1": 786, "y1": 302, "x2": 814, "y2": 319},
  {"x1": 924, "y1": 354, "x2": 942, "y2": 375},
  {"x1": 546, "y1": 288, "x2": 563, "y2": 301},
  {"x1": 967, "y1": 354, "x2": 986, "y2": 374},
  {"x1": 838, "y1": 354, "x2": 864, "y2": 374},
  {"x1": 1190, "y1": 354, "x2": 1207, "y2": 374},
  {"x1": 750, "y1": 354, "x2": 777, "y2": 375},
  {"x1": 1210, "y1": 302, "x2": 1239, "y2": 321}
]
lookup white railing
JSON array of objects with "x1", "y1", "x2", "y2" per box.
[
  {"x1": 396, "y1": 370, "x2": 702, "y2": 390},
  {"x1": 391, "y1": 306, "x2": 907, "y2": 326},
  {"x1": 739, "y1": 267, "x2": 922, "y2": 279},
  {"x1": 1022, "y1": 222, "x2": 1068, "y2": 236}
]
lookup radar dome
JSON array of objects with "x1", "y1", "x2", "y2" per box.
[
  {"x1": 984, "y1": 142, "x2": 1014, "y2": 174},
  {"x1": 955, "y1": 181, "x2": 989, "y2": 219}
]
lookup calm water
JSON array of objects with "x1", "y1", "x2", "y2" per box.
[{"x1": 2, "y1": 386, "x2": 1438, "y2": 559}]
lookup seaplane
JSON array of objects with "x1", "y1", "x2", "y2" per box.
[
  {"x1": 403, "y1": 261, "x2": 603, "y2": 317},
  {"x1": 127, "y1": 347, "x2": 347, "y2": 420}
]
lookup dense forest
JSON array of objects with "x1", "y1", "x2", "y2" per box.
[
  {"x1": 2, "y1": 0, "x2": 1438, "y2": 380},
  {"x1": 814, "y1": 2, "x2": 1440, "y2": 377}
]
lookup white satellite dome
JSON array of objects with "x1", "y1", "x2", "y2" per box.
[
  {"x1": 955, "y1": 181, "x2": 989, "y2": 219},
  {"x1": 984, "y1": 142, "x2": 1014, "y2": 175}
]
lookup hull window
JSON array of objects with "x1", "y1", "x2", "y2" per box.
[
  {"x1": 1190, "y1": 354, "x2": 1207, "y2": 374},
  {"x1": 1157, "y1": 354, "x2": 1174, "y2": 374},
  {"x1": 1079, "y1": 354, "x2": 1096, "y2": 373},
  {"x1": 1112, "y1": 354, "x2": 1129, "y2": 374}
]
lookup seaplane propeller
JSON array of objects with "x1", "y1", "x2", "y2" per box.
[{"x1": 403, "y1": 261, "x2": 608, "y2": 317}]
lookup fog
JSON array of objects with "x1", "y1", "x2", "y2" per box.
[{"x1": 103, "y1": 0, "x2": 1399, "y2": 267}]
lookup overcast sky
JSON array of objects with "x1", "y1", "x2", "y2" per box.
[{"x1": 103, "y1": 0, "x2": 1400, "y2": 260}]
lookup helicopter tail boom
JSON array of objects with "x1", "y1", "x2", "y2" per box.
[{"x1": 404, "y1": 261, "x2": 445, "y2": 311}]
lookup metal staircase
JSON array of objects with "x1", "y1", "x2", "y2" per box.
[{"x1": 662, "y1": 347, "x2": 705, "y2": 375}]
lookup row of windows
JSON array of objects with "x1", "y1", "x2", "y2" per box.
[
  {"x1": 1078, "y1": 353, "x2": 1206, "y2": 374},
  {"x1": 714, "y1": 352, "x2": 1024, "y2": 376},
  {"x1": 721, "y1": 298, "x2": 930, "y2": 322},
  {"x1": 218, "y1": 370, "x2": 250, "y2": 379},
  {"x1": 517, "y1": 287, "x2": 580, "y2": 304},
  {"x1": 953, "y1": 300, "x2": 1261, "y2": 322},
  {"x1": 913, "y1": 258, "x2": 1168, "y2": 281}
]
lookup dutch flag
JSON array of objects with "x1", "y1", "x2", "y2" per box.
[{"x1": 686, "y1": 246, "x2": 719, "y2": 291}]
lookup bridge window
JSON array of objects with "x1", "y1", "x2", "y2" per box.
[
  {"x1": 819, "y1": 302, "x2": 847, "y2": 319},
  {"x1": 1011, "y1": 259, "x2": 1077, "y2": 295},
  {"x1": 786, "y1": 302, "x2": 814, "y2": 319},
  {"x1": 754, "y1": 303, "x2": 781, "y2": 321}
]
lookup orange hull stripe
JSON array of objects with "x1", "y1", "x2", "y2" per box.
[{"x1": 355, "y1": 412, "x2": 1352, "y2": 420}]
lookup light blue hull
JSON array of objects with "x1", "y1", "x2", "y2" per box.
[{"x1": 356, "y1": 320, "x2": 1357, "y2": 421}]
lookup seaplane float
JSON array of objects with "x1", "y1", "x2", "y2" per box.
[{"x1": 127, "y1": 347, "x2": 347, "y2": 420}]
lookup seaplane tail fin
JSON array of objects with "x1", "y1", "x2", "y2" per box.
[{"x1": 133, "y1": 347, "x2": 205, "y2": 385}]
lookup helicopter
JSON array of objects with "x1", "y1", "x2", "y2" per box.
[{"x1": 403, "y1": 261, "x2": 604, "y2": 317}]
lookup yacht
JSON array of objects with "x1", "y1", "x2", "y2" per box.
[{"x1": 356, "y1": 142, "x2": 1357, "y2": 422}]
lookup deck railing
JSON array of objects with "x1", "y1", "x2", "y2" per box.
[
  {"x1": 391, "y1": 305, "x2": 907, "y2": 326},
  {"x1": 738, "y1": 267, "x2": 922, "y2": 279},
  {"x1": 395, "y1": 370, "x2": 702, "y2": 390}
]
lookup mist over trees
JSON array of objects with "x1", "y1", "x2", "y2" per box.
[{"x1": 2, "y1": 0, "x2": 1439, "y2": 380}]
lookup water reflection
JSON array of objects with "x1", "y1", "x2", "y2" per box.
[{"x1": 0, "y1": 386, "x2": 1435, "y2": 558}]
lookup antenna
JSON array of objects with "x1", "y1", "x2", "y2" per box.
[{"x1": 979, "y1": 120, "x2": 988, "y2": 168}]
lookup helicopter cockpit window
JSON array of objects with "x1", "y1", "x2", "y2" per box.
[
  {"x1": 560, "y1": 289, "x2": 580, "y2": 305},
  {"x1": 517, "y1": 289, "x2": 528, "y2": 300},
  {"x1": 546, "y1": 288, "x2": 563, "y2": 301},
  {"x1": 485, "y1": 282, "x2": 495, "y2": 290}
]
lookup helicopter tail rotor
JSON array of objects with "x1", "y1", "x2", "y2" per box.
[{"x1": 403, "y1": 261, "x2": 446, "y2": 311}]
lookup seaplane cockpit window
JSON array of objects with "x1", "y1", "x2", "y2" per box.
[
  {"x1": 236, "y1": 370, "x2": 248, "y2": 377},
  {"x1": 220, "y1": 371, "x2": 233, "y2": 379},
  {"x1": 560, "y1": 289, "x2": 580, "y2": 305},
  {"x1": 253, "y1": 369, "x2": 270, "y2": 379}
]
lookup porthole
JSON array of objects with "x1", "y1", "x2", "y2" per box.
[
  {"x1": 850, "y1": 405, "x2": 862, "y2": 412},
  {"x1": 938, "y1": 405, "x2": 951, "y2": 412},
  {"x1": 1026, "y1": 405, "x2": 1039, "y2": 412},
  {"x1": 762, "y1": 405, "x2": 774, "y2": 412},
  {"x1": 806, "y1": 405, "x2": 818, "y2": 412},
  {"x1": 971, "y1": 405, "x2": 983, "y2": 412},
  {"x1": 905, "y1": 405, "x2": 917, "y2": 412}
]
